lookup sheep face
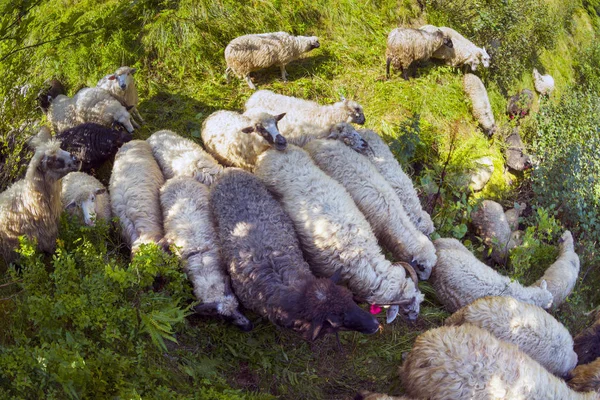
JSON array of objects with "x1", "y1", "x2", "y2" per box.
[
  {"x1": 480, "y1": 47, "x2": 491, "y2": 68},
  {"x1": 302, "y1": 35, "x2": 320, "y2": 50},
  {"x1": 112, "y1": 108, "x2": 135, "y2": 133},
  {"x1": 328, "y1": 123, "x2": 369, "y2": 154},
  {"x1": 241, "y1": 113, "x2": 287, "y2": 151},
  {"x1": 194, "y1": 287, "x2": 253, "y2": 332},
  {"x1": 108, "y1": 67, "x2": 136, "y2": 91},
  {"x1": 65, "y1": 188, "x2": 106, "y2": 226},
  {"x1": 40, "y1": 145, "x2": 81, "y2": 181},
  {"x1": 340, "y1": 98, "x2": 366, "y2": 125}
]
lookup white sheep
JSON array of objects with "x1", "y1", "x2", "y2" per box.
[
  {"x1": 385, "y1": 27, "x2": 453, "y2": 80},
  {"x1": 358, "y1": 128, "x2": 434, "y2": 236},
  {"x1": 97, "y1": 66, "x2": 144, "y2": 126},
  {"x1": 47, "y1": 87, "x2": 136, "y2": 133},
  {"x1": 61, "y1": 172, "x2": 111, "y2": 226},
  {"x1": 463, "y1": 73, "x2": 496, "y2": 137},
  {"x1": 201, "y1": 109, "x2": 286, "y2": 171},
  {"x1": 0, "y1": 135, "x2": 80, "y2": 264},
  {"x1": 533, "y1": 68, "x2": 555, "y2": 96},
  {"x1": 420, "y1": 25, "x2": 490, "y2": 71},
  {"x1": 160, "y1": 177, "x2": 252, "y2": 331},
  {"x1": 445, "y1": 296, "x2": 578, "y2": 377},
  {"x1": 109, "y1": 140, "x2": 165, "y2": 254},
  {"x1": 400, "y1": 324, "x2": 599, "y2": 400},
  {"x1": 225, "y1": 31, "x2": 320, "y2": 89},
  {"x1": 147, "y1": 130, "x2": 223, "y2": 186},
  {"x1": 254, "y1": 145, "x2": 424, "y2": 324},
  {"x1": 534, "y1": 230, "x2": 580, "y2": 308},
  {"x1": 304, "y1": 139, "x2": 437, "y2": 280},
  {"x1": 430, "y1": 238, "x2": 553, "y2": 312}
]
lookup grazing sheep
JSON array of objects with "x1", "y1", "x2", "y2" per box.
[
  {"x1": 54, "y1": 122, "x2": 132, "y2": 172},
  {"x1": 358, "y1": 128, "x2": 434, "y2": 236},
  {"x1": 354, "y1": 391, "x2": 416, "y2": 400},
  {"x1": 210, "y1": 168, "x2": 380, "y2": 340},
  {"x1": 463, "y1": 73, "x2": 496, "y2": 137},
  {"x1": 507, "y1": 89, "x2": 534, "y2": 120},
  {"x1": 470, "y1": 200, "x2": 513, "y2": 265},
  {"x1": 47, "y1": 87, "x2": 136, "y2": 133},
  {"x1": 385, "y1": 27, "x2": 453, "y2": 80},
  {"x1": 304, "y1": 139, "x2": 437, "y2": 280},
  {"x1": 569, "y1": 358, "x2": 600, "y2": 393},
  {"x1": 109, "y1": 140, "x2": 165, "y2": 254},
  {"x1": 420, "y1": 25, "x2": 490, "y2": 71},
  {"x1": 254, "y1": 146, "x2": 424, "y2": 323},
  {"x1": 534, "y1": 230, "x2": 580, "y2": 308},
  {"x1": 505, "y1": 129, "x2": 532, "y2": 171},
  {"x1": 430, "y1": 238, "x2": 553, "y2": 312},
  {"x1": 147, "y1": 130, "x2": 223, "y2": 186},
  {"x1": 225, "y1": 32, "x2": 320, "y2": 89},
  {"x1": 574, "y1": 320, "x2": 600, "y2": 366},
  {"x1": 0, "y1": 136, "x2": 80, "y2": 264},
  {"x1": 97, "y1": 66, "x2": 144, "y2": 125},
  {"x1": 37, "y1": 78, "x2": 66, "y2": 113},
  {"x1": 201, "y1": 109, "x2": 287, "y2": 171},
  {"x1": 160, "y1": 177, "x2": 252, "y2": 331},
  {"x1": 445, "y1": 296, "x2": 578, "y2": 377},
  {"x1": 61, "y1": 172, "x2": 111, "y2": 226},
  {"x1": 533, "y1": 68, "x2": 555, "y2": 96},
  {"x1": 400, "y1": 324, "x2": 598, "y2": 400}
]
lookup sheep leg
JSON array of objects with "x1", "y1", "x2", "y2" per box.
[
  {"x1": 225, "y1": 67, "x2": 232, "y2": 83},
  {"x1": 386, "y1": 58, "x2": 391, "y2": 79},
  {"x1": 132, "y1": 107, "x2": 145, "y2": 125},
  {"x1": 131, "y1": 119, "x2": 141, "y2": 130},
  {"x1": 245, "y1": 74, "x2": 256, "y2": 90},
  {"x1": 402, "y1": 67, "x2": 409, "y2": 81},
  {"x1": 279, "y1": 65, "x2": 288, "y2": 81}
]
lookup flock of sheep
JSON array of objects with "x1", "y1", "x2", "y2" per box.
[{"x1": 0, "y1": 22, "x2": 595, "y2": 400}]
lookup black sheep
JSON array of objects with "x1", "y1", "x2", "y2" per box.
[
  {"x1": 574, "y1": 320, "x2": 600, "y2": 366},
  {"x1": 37, "y1": 79, "x2": 66, "y2": 113}
]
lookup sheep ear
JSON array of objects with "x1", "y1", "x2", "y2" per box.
[
  {"x1": 94, "y1": 188, "x2": 106, "y2": 195},
  {"x1": 274, "y1": 113, "x2": 286, "y2": 122},
  {"x1": 108, "y1": 74, "x2": 117, "y2": 81},
  {"x1": 130, "y1": 68, "x2": 137, "y2": 74},
  {"x1": 65, "y1": 201, "x2": 77, "y2": 210},
  {"x1": 126, "y1": 105, "x2": 134, "y2": 111},
  {"x1": 540, "y1": 280, "x2": 547, "y2": 290},
  {"x1": 241, "y1": 126, "x2": 254, "y2": 134},
  {"x1": 330, "y1": 268, "x2": 343, "y2": 284}
]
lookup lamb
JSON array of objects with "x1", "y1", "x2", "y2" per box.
[
  {"x1": 304, "y1": 139, "x2": 437, "y2": 280},
  {"x1": 54, "y1": 122, "x2": 132, "y2": 172},
  {"x1": 201, "y1": 109, "x2": 286, "y2": 171},
  {"x1": 574, "y1": 319, "x2": 600, "y2": 366},
  {"x1": 400, "y1": 324, "x2": 599, "y2": 400},
  {"x1": 430, "y1": 238, "x2": 553, "y2": 312},
  {"x1": 47, "y1": 87, "x2": 135, "y2": 134},
  {"x1": 0, "y1": 135, "x2": 80, "y2": 264},
  {"x1": 357, "y1": 128, "x2": 434, "y2": 236},
  {"x1": 147, "y1": 130, "x2": 223, "y2": 186},
  {"x1": 160, "y1": 177, "x2": 252, "y2": 331},
  {"x1": 533, "y1": 68, "x2": 555, "y2": 96},
  {"x1": 506, "y1": 89, "x2": 534, "y2": 120},
  {"x1": 420, "y1": 25, "x2": 490, "y2": 71},
  {"x1": 225, "y1": 32, "x2": 320, "y2": 89},
  {"x1": 210, "y1": 168, "x2": 380, "y2": 340},
  {"x1": 97, "y1": 66, "x2": 144, "y2": 125},
  {"x1": 445, "y1": 296, "x2": 578, "y2": 377},
  {"x1": 505, "y1": 129, "x2": 533, "y2": 171},
  {"x1": 254, "y1": 145, "x2": 424, "y2": 323},
  {"x1": 385, "y1": 27, "x2": 453, "y2": 80},
  {"x1": 61, "y1": 172, "x2": 111, "y2": 226},
  {"x1": 463, "y1": 73, "x2": 497, "y2": 137},
  {"x1": 470, "y1": 200, "x2": 513, "y2": 265},
  {"x1": 534, "y1": 230, "x2": 580, "y2": 308},
  {"x1": 569, "y1": 358, "x2": 600, "y2": 393},
  {"x1": 109, "y1": 140, "x2": 165, "y2": 254}
]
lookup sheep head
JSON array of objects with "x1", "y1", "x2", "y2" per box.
[
  {"x1": 65, "y1": 187, "x2": 106, "y2": 226},
  {"x1": 194, "y1": 278, "x2": 253, "y2": 332},
  {"x1": 241, "y1": 111, "x2": 287, "y2": 151},
  {"x1": 35, "y1": 140, "x2": 81, "y2": 181},
  {"x1": 301, "y1": 35, "x2": 320, "y2": 51},
  {"x1": 480, "y1": 47, "x2": 491, "y2": 68},
  {"x1": 327, "y1": 122, "x2": 369, "y2": 154},
  {"x1": 338, "y1": 97, "x2": 365, "y2": 125},
  {"x1": 108, "y1": 66, "x2": 137, "y2": 91},
  {"x1": 111, "y1": 108, "x2": 135, "y2": 133}
]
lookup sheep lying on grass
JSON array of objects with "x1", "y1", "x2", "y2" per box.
[
  {"x1": 210, "y1": 168, "x2": 379, "y2": 340},
  {"x1": 62, "y1": 172, "x2": 111, "y2": 227},
  {"x1": 445, "y1": 296, "x2": 578, "y2": 377},
  {"x1": 430, "y1": 238, "x2": 553, "y2": 312},
  {"x1": 225, "y1": 32, "x2": 320, "y2": 89},
  {"x1": 420, "y1": 25, "x2": 490, "y2": 71},
  {"x1": 400, "y1": 324, "x2": 598, "y2": 399},
  {"x1": 160, "y1": 177, "x2": 252, "y2": 331},
  {"x1": 574, "y1": 319, "x2": 600, "y2": 366},
  {"x1": 254, "y1": 145, "x2": 423, "y2": 323},
  {"x1": 0, "y1": 135, "x2": 80, "y2": 264},
  {"x1": 533, "y1": 68, "x2": 555, "y2": 96},
  {"x1": 569, "y1": 358, "x2": 600, "y2": 393},
  {"x1": 463, "y1": 73, "x2": 496, "y2": 137},
  {"x1": 97, "y1": 66, "x2": 144, "y2": 125},
  {"x1": 385, "y1": 27, "x2": 453, "y2": 80},
  {"x1": 201, "y1": 109, "x2": 286, "y2": 171},
  {"x1": 505, "y1": 129, "x2": 532, "y2": 171},
  {"x1": 147, "y1": 130, "x2": 223, "y2": 186}
]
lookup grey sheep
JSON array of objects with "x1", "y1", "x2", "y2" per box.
[
  {"x1": 97, "y1": 66, "x2": 144, "y2": 126},
  {"x1": 62, "y1": 172, "x2": 111, "y2": 227},
  {"x1": 463, "y1": 73, "x2": 497, "y2": 137},
  {"x1": 505, "y1": 129, "x2": 532, "y2": 171},
  {"x1": 420, "y1": 25, "x2": 490, "y2": 72}
]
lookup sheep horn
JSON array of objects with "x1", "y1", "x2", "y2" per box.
[{"x1": 397, "y1": 261, "x2": 419, "y2": 285}]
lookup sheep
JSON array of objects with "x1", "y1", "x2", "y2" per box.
[
  {"x1": 61, "y1": 172, "x2": 111, "y2": 226},
  {"x1": 54, "y1": 122, "x2": 132, "y2": 172},
  {"x1": 420, "y1": 25, "x2": 490, "y2": 71},
  {"x1": 109, "y1": 140, "x2": 165, "y2": 254},
  {"x1": 533, "y1": 68, "x2": 555, "y2": 96},
  {"x1": 569, "y1": 358, "x2": 600, "y2": 393},
  {"x1": 470, "y1": 200, "x2": 513, "y2": 265},
  {"x1": 304, "y1": 139, "x2": 437, "y2": 280},
  {"x1": 47, "y1": 87, "x2": 136, "y2": 134},
  {"x1": 574, "y1": 319, "x2": 600, "y2": 366},
  {"x1": 385, "y1": 27, "x2": 453, "y2": 80},
  {"x1": 354, "y1": 391, "x2": 416, "y2": 400},
  {"x1": 445, "y1": 296, "x2": 578, "y2": 377},
  {"x1": 210, "y1": 168, "x2": 380, "y2": 340},
  {"x1": 505, "y1": 129, "x2": 532, "y2": 171},
  {"x1": 254, "y1": 145, "x2": 424, "y2": 323},
  {"x1": 0, "y1": 135, "x2": 80, "y2": 264},
  {"x1": 224, "y1": 32, "x2": 320, "y2": 89},
  {"x1": 201, "y1": 109, "x2": 287, "y2": 171},
  {"x1": 160, "y1": 177, "x2": 252, "y2": 331},
  {"x1": 147, "y1": 130, "x2": 223, "y2": 186},
  {"x1": 430, "y1": 238, "x2": 553, "y2": 312},
  {"x1": 506, "y1": 89, "x2": 534, "y2": 120},
  {"x1": 37, "y1": 78, "x2": 66, "y2": 113},
  {"x1": 357, "y1": 128, "x2": 434, "y2": 236},
  {"x1": 97, "y1": 66, "x2": 144, "y2": 125},
  {"x1": 463, "y1": 73, "x2": 496, "y2": 137},
  {"x1": 534, "y1": 230, "x2": 580, "y2": 308},
  {"x1": 400, "y1": 324, "x2": 599, "y2": 400}
]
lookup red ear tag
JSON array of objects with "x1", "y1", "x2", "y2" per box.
[{"x1": 369, "y1": 304, "x2": 382, "y2": 315}]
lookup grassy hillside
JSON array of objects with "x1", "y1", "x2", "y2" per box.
[{"x1": 0, "y1": 0, "x2": 599, "y2": 398}]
